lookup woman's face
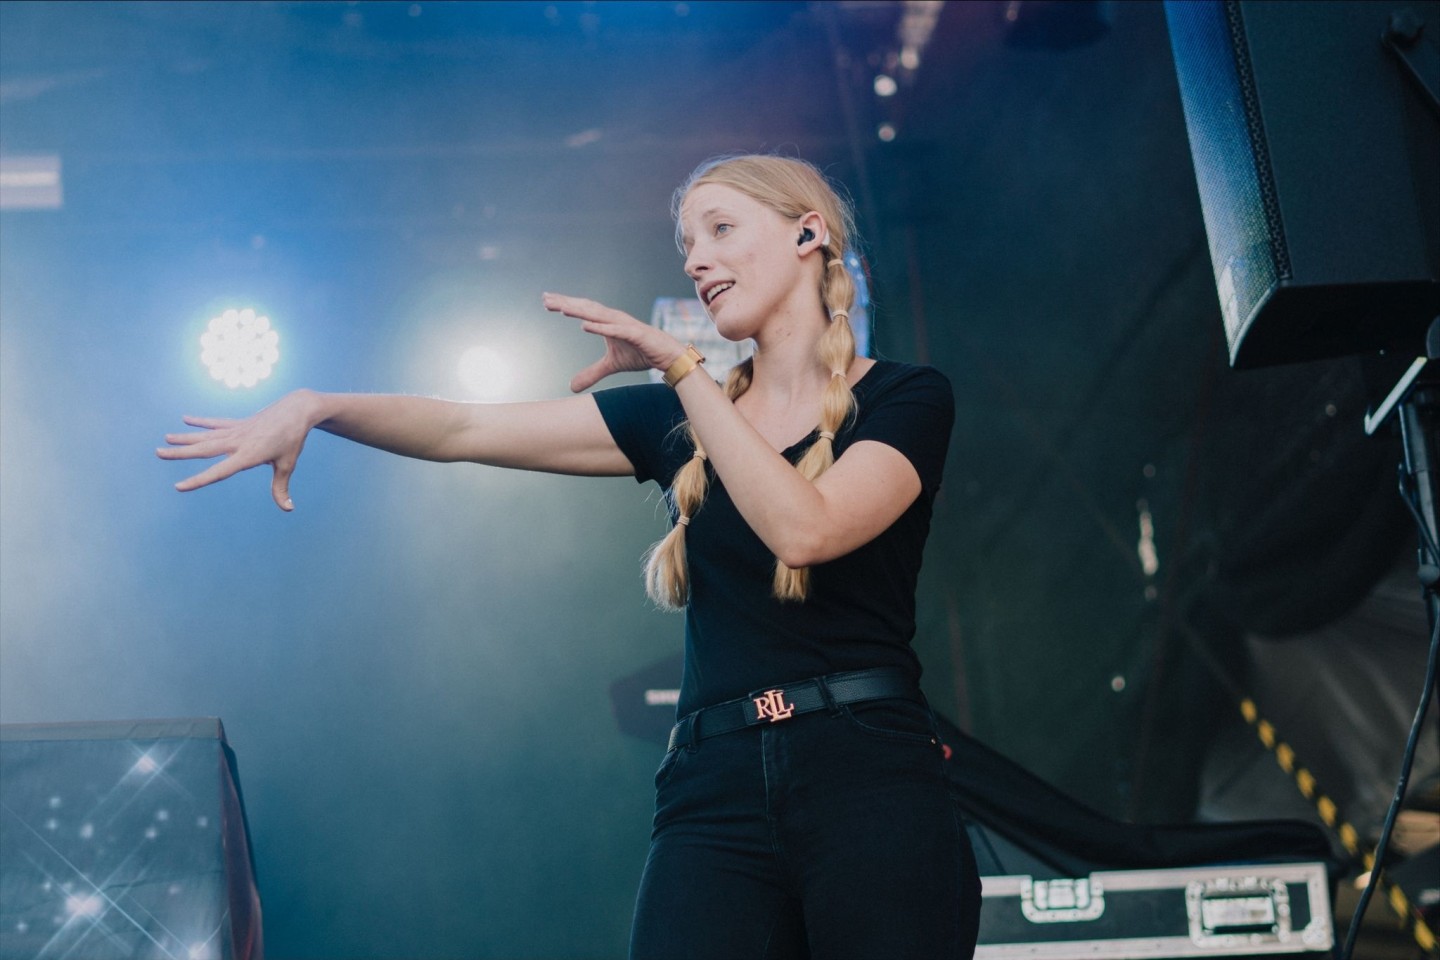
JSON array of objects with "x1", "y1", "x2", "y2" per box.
[{"x1": 679, "y1": 182, "x2": 810, "y2": 343}]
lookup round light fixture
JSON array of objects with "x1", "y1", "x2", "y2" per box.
[{"x1": 200, "y1": 308, "x2": 280, "y2": 388}]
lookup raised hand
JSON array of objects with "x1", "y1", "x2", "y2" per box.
[
  {"x1": 156, "y1": 390, "x2": 319, "y2": 511},
  {"x1": 542, "y1": 293, "x2": 685, "y2": 392}
]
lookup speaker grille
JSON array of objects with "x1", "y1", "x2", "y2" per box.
[
  {"x1": 1166, "y1": 0, "x2": 1288, "y2": 348},
  {"x1": 1222, "y1": 0, "x2": 1290, "y2": 281}
]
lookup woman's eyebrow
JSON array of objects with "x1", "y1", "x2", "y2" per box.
[{"x1": 689, "y1": 206, "x2": 731, "y2": 222}]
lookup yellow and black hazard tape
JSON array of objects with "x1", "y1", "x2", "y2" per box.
[{"x1": 1239, "y1": 697, "x2": 1437, "y2": 957}]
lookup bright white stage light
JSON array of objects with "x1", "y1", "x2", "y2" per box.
[
  {"x1": 456, "y1": 345, "x2": 513, "y2": 400},
  {"x1": 65, "y1": 893, "x2": 103, "y2": 918},
  {"x1": 873, "y1": 74, "x2": 898, "y2": 97},
  {"x1": 200, "y1": 308, "x2": 280, "y2": 388}
]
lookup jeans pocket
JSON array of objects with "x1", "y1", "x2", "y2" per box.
[
  {"x1": 654, "y1": 746, "x2": 685, "y2": 790},
  {"x1": 840, "y1": 698, "x2": 938, "y2": 744}
]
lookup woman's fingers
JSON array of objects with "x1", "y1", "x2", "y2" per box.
[
  {"x1": 160, "y1": 395, "x2": 312, "y2": 508},
  {"x1": 181, "y1": 415, "x2": 239, "y2": 429},
  {"x1": 158, "y1": 420, "x2": 236, "y2": 459},
  {"x1": 543, "y1": 293, "x2": 636, "y2": 331},
  {"x1": 270, "y1": 462, "x2": 295, "y2": 511},
  {"x1": 159, "y1": 416, "x2": 236, "y2": 456},
  {"x1": 161, "y1": 429, "x2": 224, "y2": 448},
  {"x1": 167, "y1": 440, "x2": 295, "y2": 509},
  {"x1": 157, "y1": 438, "x2": 226, "y2": 460},
  {"x1": 173, "y1": 455, "x2": 248, "y2": 492},
  {"x1": 545, "y1": 291, "x2": 686, "y2": 389},
  {"x1": 569, "y1": 356, "x2": 615, "y2": 394},
  {"x1": 542, "y1": 292, "x2": 607, "y2": 319}
]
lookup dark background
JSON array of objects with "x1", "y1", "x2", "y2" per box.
[{"x1": 1, "y1": 2, "x2": 1432, "y2": 956}]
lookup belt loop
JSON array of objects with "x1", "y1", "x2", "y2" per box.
[
  {"x1": 686, "y1": 711, "x2": 699, "y2": 752},
  {"x1": 816, "y1": 675, "x2": 840, "y2": 714}
]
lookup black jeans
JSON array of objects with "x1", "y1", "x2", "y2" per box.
[{"x1": 629, "y1": 696, "x2": 982, "y2": 959}]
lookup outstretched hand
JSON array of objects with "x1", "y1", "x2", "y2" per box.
[
  {"x1": 156, "y1": 391, "x2": 317, "y2": 511},
  {"x1": 542, "y1": 293, "x2": 685, "y2": 392}
]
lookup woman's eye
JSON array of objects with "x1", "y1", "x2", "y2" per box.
[{"x1": 714, "y1": 223, "x2": 731, "y2": 236}]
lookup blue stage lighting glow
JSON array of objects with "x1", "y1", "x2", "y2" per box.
[{"x1": 199, "y1": 308, "x2": 280, "y2": 388}]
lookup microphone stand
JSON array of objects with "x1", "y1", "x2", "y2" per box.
[{"x1": 1345, "y1": 314, "x2": 1440, "y2": 960}]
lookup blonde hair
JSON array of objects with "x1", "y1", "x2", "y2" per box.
[{"x1": 644, "y1": 155, "x2": 860, "y2": 609}]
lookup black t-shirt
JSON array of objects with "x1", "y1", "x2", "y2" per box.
[{"x1": 593, "y1": 360, "x2": 954, "y2": 717}]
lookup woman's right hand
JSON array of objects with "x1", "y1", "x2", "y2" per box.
[{"x1": 157, "y1": 389, "x2": 321, "y2": 511}]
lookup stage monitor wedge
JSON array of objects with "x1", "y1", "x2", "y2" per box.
[{"x1": 1165, "y1": 0, "x2": 1440, "y2": 369}]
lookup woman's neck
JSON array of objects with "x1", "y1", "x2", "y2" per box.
[{"x1": 747, "y1": 314, "x2": 832, "y2": 407}]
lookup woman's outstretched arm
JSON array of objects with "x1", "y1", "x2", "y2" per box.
[{"x1": 157, "y1": 388, "x2": 632, "y2": 510}]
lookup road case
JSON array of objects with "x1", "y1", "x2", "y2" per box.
[{"x1": 976, "y1": 861, "x2": 1333, "y2": 958}]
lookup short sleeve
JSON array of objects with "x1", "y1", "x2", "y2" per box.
[
  {"x1": 848, "y1": 366, "x2": 954, "y2": 496},
  {"x1": 592, "y1": 383, "x2": 689, "y2": 487}
]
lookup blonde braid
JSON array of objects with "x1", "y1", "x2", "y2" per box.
[
  {"x1": 772, "y1": 253, "x2": 858, "y2": 601},
  {"x1": 643, "y1": 359, "x2": 756, "y2": 609}
]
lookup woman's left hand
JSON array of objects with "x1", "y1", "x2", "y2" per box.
[{"x1": 543, "y1": 293, "x2": 685, "y2": 392}]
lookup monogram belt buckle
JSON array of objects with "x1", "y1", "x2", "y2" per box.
[{"x1": 750, "y1": 687, "x2": 796, "y2": 724}]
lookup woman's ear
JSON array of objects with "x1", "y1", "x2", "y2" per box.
[{"x1": 796, "y1": 211, "x2": 827, "y2": 255}]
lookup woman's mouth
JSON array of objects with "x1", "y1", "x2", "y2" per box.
[{"x1": 705, "y1": 282, "x2": 734, "y2": 306}]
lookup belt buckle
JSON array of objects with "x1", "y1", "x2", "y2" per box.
[{"x1": 749, "y1": 688, "x2": 796, "y2": 724}]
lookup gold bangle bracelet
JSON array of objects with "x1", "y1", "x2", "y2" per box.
[{"x1": 662, "y1": 344, "x2": 706, "y2": 388}]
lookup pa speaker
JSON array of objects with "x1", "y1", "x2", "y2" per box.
[
  {"x1": 0, "y1": 718, "x2": 263, "y2": 959},
  {"x1": 1164, "y1": 0, "x2": 1440, "y2": 368}
]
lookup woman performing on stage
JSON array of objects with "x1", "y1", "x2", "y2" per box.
[{"x1": 159, "y1": 154, "x2": 981, "y2": 959}]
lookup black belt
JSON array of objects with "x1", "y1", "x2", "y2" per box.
[{"x1": 666, "y1": 667, "x2": 921, "y2": 753}]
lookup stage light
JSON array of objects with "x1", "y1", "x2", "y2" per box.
[
  {"x1": 1136, "y1": 499, "x2": 1158, "y2": 576},
  {"x1": 898, "y1": 0, "x2": 943, "y2": 66},
  {"x1": 457, "y1": 345, "x2": 513, "y2": 400},
  {"x1": 65, "y1": 893, "x2": 103, "y2": 918},
  {"x1": 199, "y1": 308, "x2": 280, "y2": 389},
  {"x1": 877, "y1": 123, "x2": 897, "y2": 142},
  {"x1": 565, "y1": 128, "x2": 603, "y2": 148},
  {"x1": 0, "y1": 154, "x2": 62, "y2": 210},
  {"x1": 873, "y1": 74, "x2": 898, "y2": 97}
]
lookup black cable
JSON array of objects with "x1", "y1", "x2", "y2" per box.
[{"x1": 1335, "y1": 574, "x2": 1440, "y2": 959}]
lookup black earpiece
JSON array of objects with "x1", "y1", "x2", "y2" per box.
[{"x1": 798, "y1": 228, "x2": 815, "y2": 246}]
